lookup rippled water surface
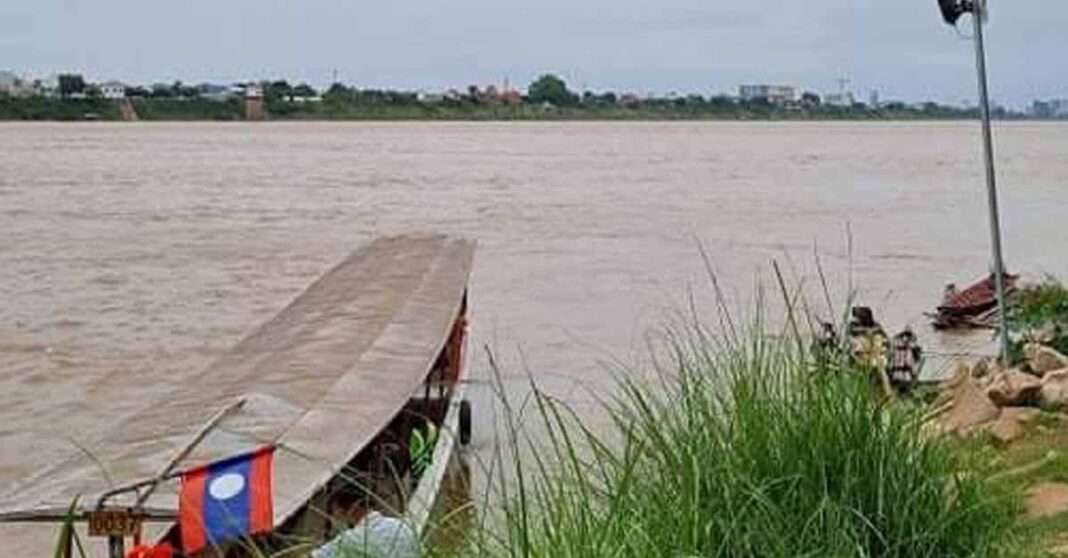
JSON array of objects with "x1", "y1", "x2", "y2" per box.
[{"x1": 2, "y1": 121, "x2": 1067, "y2": 553}]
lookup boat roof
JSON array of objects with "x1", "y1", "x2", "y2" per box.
[{"x1": 0, "y1": 234, "x2": 475, "y2": 524}]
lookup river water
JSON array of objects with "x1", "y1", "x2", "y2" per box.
[{"x1": 2, "y1": 121, "x2": 1067, "y2": 554}]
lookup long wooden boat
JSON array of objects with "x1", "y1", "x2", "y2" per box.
[
  {"x1": 0, "y1": 234, "x2": 476, "y2": 557},
  {"x1": 937, "y1": 273, "x2": 1019, "y2": 317}
]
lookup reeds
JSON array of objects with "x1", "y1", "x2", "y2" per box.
[{"x1": 431, "y1": 302, "x2": 1025, "y2": 557}]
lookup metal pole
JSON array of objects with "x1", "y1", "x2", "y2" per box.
[
  {"x1": 108, "y1": 535, "x2": 124, "y2": 558},
  {"x1": 970, "y1": 0, "x2": 1010, "y2": 363}
]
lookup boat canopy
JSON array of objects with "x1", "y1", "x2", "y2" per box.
[{"x1": 0, "y1": 234, "x2": 475, "y2": 526}]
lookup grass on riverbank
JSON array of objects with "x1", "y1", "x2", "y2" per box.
[
  {"x1": 423, "y1": 316, "x2": 1028, "y2": 558},
  {"x1": 967, "y1": 411, "x2": 1068, "y2": 554}
]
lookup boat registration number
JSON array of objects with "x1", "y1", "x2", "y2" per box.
[{"x1": 87, "y1": 510, "x2": 142, "y2": 537}]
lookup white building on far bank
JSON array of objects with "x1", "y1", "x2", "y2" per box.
[
  {"x1": 824, "y1": 92, "x2": 856, "y2": 107},
  {"x1": 738, "y1": 84, "x2": 797, "y2": 104},
  {"x1": 0, "y1": 71, "x2": 33, "y2": 97},
  {"x1": 35, "y1": 75, "x2": 59, "y2": 98},
  {"x1": 99, "y1": 81, "x2": 127, "y2": 99}
]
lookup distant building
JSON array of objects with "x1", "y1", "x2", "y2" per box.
[
  {"x1": 0, "y1": 71, "x2": 33, "y2": 97},
  {"x1": 1032, "y1": 99, "x2": 1068, "y2": 119},
  {"x1": 99, "y1": 81, "x2": 126, "y2": 99},
  {"x1": 824, "y1": 92, "x2": 856, "y2": 107},
  {"x1": 869, "y1": 90, "x2": 880, "y2": 109},
  {"x1": 244, "y1": 85, "x2": 265, "y2": 120},
  {"x1": 289, "y1": 94, "x2": 322, "y2": 104},
  {"x1": 35, "y1": 75, "x2": 59, "y2": 98},
  {"x1": 417, "y1": 90, "x2": 444, "y2": 103},
  {"x1": 200, "y1": 83, "x2": 234, "y2": 102},
  {"x1": 738, "y1": 84, "x2": 796, "y2": 104},
  {"x1": 500, "y1": 89, "x2": 523, "y2": 105}
]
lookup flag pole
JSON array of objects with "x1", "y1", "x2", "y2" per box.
[{"x1": 969, "y1": 0, "x2": 1011, "y2": 364}]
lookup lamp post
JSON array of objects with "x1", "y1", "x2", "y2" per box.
[{"x1": 939, "y1": 0, "x2": 1010, "y2": 363}]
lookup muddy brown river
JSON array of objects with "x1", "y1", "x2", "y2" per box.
[{"x1": 2, "y1": 121, "x2": 1067, "y2": 554}]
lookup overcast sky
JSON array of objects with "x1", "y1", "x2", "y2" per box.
[{"x1": 2, "y1": 0, "x2": 1065, "y2": 106}]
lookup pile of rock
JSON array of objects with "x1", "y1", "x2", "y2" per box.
[{"x1": 930, "y1": 344, "x2": 1068, "y2": 444}]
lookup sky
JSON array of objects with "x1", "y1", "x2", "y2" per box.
[{"x1": 1, "y1": 0, "x2": 1066, "y2": 107}]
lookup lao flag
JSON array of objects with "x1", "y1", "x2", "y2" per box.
[{"x1": 179, "y1": 446, "x2": 274, "y2": 553}]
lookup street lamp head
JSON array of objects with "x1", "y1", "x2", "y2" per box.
[
  {"x1": 937, "y1": 0, "x2": 967, "y2": 25},
  {"x1": 938, "y1": 0, "x2": 986, "y2": 25}
]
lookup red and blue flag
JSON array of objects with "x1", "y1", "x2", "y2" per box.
[{"x1": 179, "y1": 446, "x2": 274, "y2": 553}]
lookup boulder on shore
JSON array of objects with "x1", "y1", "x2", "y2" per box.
[
  {"x1": 982, "y1": 407, "x2": 1040, "y2": 445},
  {"x1": 941, "y1": 378, "x2": 1001, "y2": 435},
  {"x1": 971, "y1": 358, "x2": 994, "y2": 379},
  {"x1": 1000, "y1": 406, "x2": 1042, "y2": 425},
  {"x1": 984, "y1": 415, "x2": 1024, "y2": 444},
  {"x1": 1025, "y1": 483, "x2": 1068, "y2": 519},
  {"x1": 986, "y1": 369, "x2": 1042, "y2": 407},
  {"x1": 1040, "y1": 368, "x2": 1068, "y2": 410},
  {"x1": 1025, "y1": 343, "x2": 1068, "y2": 376}
]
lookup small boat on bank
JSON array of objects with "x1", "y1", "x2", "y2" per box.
[
  {"x1": 931, "y1": 272, "x2": 1019, "y2": 329},
  {"x1": 0, "y1": 234, "x2": 476, "y2": 557}
]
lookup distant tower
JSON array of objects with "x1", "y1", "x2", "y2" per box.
[
  {"x1": 869, "y1": 89, "x2": 880, "y2": 109},
  {"x1": 245, "y1": 84, "x2": 265, "y2": 121}
]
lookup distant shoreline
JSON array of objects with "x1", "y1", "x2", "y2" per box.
[{"x1": 2, "y1": 97, "x2": 1058, "y2": 123}]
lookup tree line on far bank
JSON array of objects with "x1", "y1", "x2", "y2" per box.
[{"x1": 0, "y1": 72, "x2": 1023, "y2": 121}]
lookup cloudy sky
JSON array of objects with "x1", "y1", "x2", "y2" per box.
[{"x1": 2, "y1": 0, "x2": 1065, "y2": 106}]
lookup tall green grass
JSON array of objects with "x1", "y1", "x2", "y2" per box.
[{"x1": 435, "y1": 320, "x2": 1026, "y2": 557}]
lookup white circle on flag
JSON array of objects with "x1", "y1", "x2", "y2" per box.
[{"x1": 208, "y1": 473, "x2": 246, "y2": 501}]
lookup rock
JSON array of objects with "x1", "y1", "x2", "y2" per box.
[
  {"x1": 984, "y1": 414, "x2": 1024, "y2": 444},
  {"x1": 1024, "y1": 323, "x2": 1059, "y2": 346},
  {"x1": 1041, "y1": 369, "x2": 1068, "y2": 409},
  {"x1": 971, "y1": 358, "x2": 994, "y2": 379},
  {"x1": 1026, "y1": 344, "x2": 1068, "y2": 376},
  {"x1": 933, "y1": 363, "x2": 972, "y2": 408},
  {"x1": 981, "y1": 407, "x2": 1039, "y2": 445},
  {"x1": 985, "y1": 370, "x2": 1042, "y2": 407},
  {"x1": 1000, "y1": 406, "x2": 1042, "y2": 425},
  {"x1": 1025, "y1": 483, "x2": 1068, "y2": 519},
  {"x1": 941, "y1": 378, "x2": 1000, "y2": 434}
]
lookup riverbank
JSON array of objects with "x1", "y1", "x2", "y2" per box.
[{"x1": 0, "y1": 96, "x2": 1047, "y2": 121}]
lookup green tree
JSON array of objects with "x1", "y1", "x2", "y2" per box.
[
  {"x1": 293, "y1": 83, "x2": 317, "y2": 98},
  {"x1": 801, "y1": 91, "x2": 821, "y2": 106},
  {"x1": 527, "y1": 74, "x2": 576, "y2": 106},
  {"x1": 57, "y1": 74, "x2": 86, "y2": 98},
  {"x1": 324, "y1": 82, "x2": 350, "y2": 103},
  {"x1": 268, "y1": 80, "x2": 293, "y2": 102},
  {"x1": 125, "y1": 86, "x2": 151, "y2": 98}
]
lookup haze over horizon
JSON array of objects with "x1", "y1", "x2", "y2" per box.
[{"x1": 2, "y1": 0, "x2": 1066, "y2": 107}]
